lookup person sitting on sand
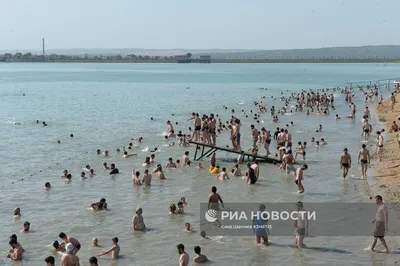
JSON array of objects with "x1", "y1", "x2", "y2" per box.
[{"x1": 389, "y1": 121, "x2": 399, "y2": 133}]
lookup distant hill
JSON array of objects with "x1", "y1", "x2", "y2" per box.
[
  {"x1": 196, "y1": 45, "x2": 400, "y2": 59},
  {"x1": 1, "y1": 45, "x2": 400, "y2": 59}
]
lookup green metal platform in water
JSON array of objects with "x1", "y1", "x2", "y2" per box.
[{"x1": 189, "y1": 141, "x2": 281, "y2": 163}]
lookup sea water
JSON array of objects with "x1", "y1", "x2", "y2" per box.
[{"x1": 1, "y1": 63, "x2": 400, "y2": 265}]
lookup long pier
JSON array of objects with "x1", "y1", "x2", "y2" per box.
[{"x1": 189, "y1": 141, "x2": 281, "y2": 164}]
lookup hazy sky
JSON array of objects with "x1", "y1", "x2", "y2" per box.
[{"x1": 0, "y1": 0, "x2": 398, "y2": 50}]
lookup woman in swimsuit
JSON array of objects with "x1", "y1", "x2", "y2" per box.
[
  {"x1": 201, "y1": 117, "x2": 209, "y2": 144},
  {"x1": 261, "y1": 127, "x2": 271, "y2": 156}
]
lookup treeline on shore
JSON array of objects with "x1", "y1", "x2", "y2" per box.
[{"x1": 1, "y1": 52, "x2": 399, "y2": 63}]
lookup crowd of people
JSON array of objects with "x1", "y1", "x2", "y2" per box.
[{"x1": 7, "y1": 84, "x2": 399, "y2": 265}]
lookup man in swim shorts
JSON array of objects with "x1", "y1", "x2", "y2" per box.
[
  {"x1": 358, "y1": 144, "x2": 370, "y2": 179},
  {"x1": 376, "y1": 131, "x2": 384, "y2": 162},
  {"x1": 339, "y1": 148, "x2": 351, "y2": 179},
  {"x1": 293, "y1": 201, "x2": 308, "y2": 248},
  {"x1": 369, "y1": 195, "x2": 389, "y2": 253},
  {"x1": 362, "y1": 119, "x2": 372, "y2": 141},
  {"x1": 188, "y1": 113, "x2": 201, "y2": 142},
  {"x1": 295, "y1": 165, "x2": 307, "y2": 193}
]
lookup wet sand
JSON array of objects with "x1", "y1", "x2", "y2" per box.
[{"x1": 374, "y1": 94, "x2": 400, "y2": 202}]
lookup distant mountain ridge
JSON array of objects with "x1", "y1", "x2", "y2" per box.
[
  {"x1": 197, "y1": 45, "x2": 400, "y2": 59},
  {"x1": 1, "y1": 45, "x2": 400, "y2": 59}
]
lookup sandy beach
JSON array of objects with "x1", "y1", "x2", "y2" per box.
[{"x1": 374, "y1": 94, "x2": 400, "y2": 202}]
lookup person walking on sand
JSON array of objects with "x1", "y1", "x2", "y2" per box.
[
  {"x1": 340, "y1": 148, "x2": 351, "y2": 179},
  {"x1": 358, "y1": 144, "x2": 370, "y2": 179},
  {"x1": 365, "y1": 195, "x2": 389, "y2": 253},
  {"x1": 376, "y1": 131, "x2": 384, "y2": 162}
]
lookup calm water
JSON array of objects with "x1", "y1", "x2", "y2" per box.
[{"x1": 1, "y1": 63, "x2": 400, "y2": 266}]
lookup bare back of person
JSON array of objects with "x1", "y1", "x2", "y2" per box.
[{"x1": 61, "y1": 253, "x2": 80, "y2": 266}]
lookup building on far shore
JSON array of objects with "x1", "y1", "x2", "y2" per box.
[
  {"x1": 199, "y1": 55, "x2": 211, "y2": 63},
  {"x1": 175, "y1": 54, "x2": 211, "y2": 63},
  {"x1": 175, "y1": 55, "x2": 190, "y2": 63}
]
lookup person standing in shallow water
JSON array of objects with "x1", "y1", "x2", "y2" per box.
[
  {"x1": 132, "y1": 207, "x2": 146, "y2": 231},
  {"x1": 340, "y1": 148, "x2": 351, "y2": 179},
  {"x1": 246, "y1": 163, "x2": 257, "y2": 185},
  {"x1": 366, "y1": 195, "x2": 389, "y2": 253},
  {"x1": 358, "y1": 144, "x2": 370, "y2": 179},
  {"x1": 176, "y1": 244, "x2": 189, "y2": 266},
  {"x1": 295, "y1": 165, "x2": 308, "y2": 193}
]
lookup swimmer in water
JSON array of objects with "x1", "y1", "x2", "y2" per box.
[
  {"x1": 52, "y1": 240, "x2": 65, "y2": 253},
  {"x1": 216, "y1": 167, "x2": 230, "y2": 180},
  {"x1": 122, "y1": 147, "x2": 137, "y2": 158},
  {"x1": 170, "y1": 203, "x2": 177, "y2": 214},
  {"x1": 45, "y1": 182, "x2": 51, "y2": 189},
  {"x1": 60, "y1": 170, "x2": 68, "y2": 178},
  {"x1": 177, "y1": 202, "x2": 185, "y2": 214},
  {"x1": 91, "y1": 198, "x2": 107, "y2": 211},
  {"x1": 103, "y1": 162, "x2": 110, "y2": 170},
  {"x1": 92, "y1": 238, "x2": 100, "y2": 247},
  {"x1": 20, "y1": 221, "x2": 30, "y2": 232},
  {"x1": 181, "y1": 197, "x2": 190, "y2": 206},
  {"x1": 200, "y1": 231, "x2": 211, "y2": 240},
  {"x1": 184, "y1": 222, "x2": 191, "y2": 232},
  {"x1": 196, "y1": 163, "x2": 203, "y2": 169},
  {"x1": 14, "y1": 207, "x2": 21, "y2": 217},
  {"x1": 166, "y1": 157, "x2": 176, "y2": 168},
  {"x1": 97, "y1": 237, "x2": 120, "y2": 259},
  {"x1": 81, "y1": 172, "x2": 87, "y2": 179}
]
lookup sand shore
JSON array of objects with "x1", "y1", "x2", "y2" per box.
[{"x1": 374, "y1": 94, "x2": 400, "y2": 203}]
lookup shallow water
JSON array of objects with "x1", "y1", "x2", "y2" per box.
[{"x1": 1, "y1": 63, "x2": 400, "y2": 265}]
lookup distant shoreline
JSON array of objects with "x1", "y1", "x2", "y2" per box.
[{"x1": 2, "y1": 59, "x2": 399, "y2": 64}]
